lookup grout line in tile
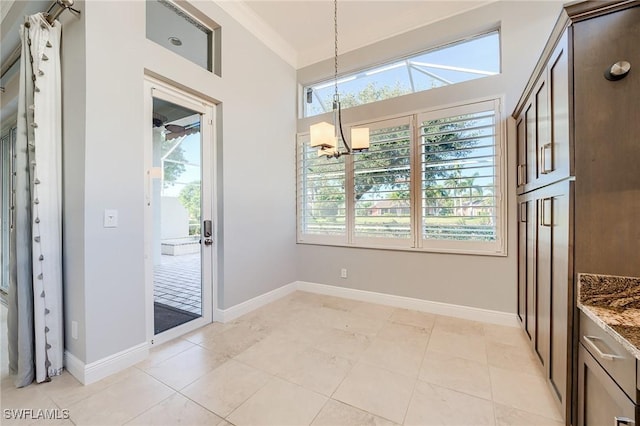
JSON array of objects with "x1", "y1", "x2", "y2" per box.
[{"x1": 120, "y1": 391, "x2": 176, "y2": 426}]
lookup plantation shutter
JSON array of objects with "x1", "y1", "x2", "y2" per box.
[
  {"x1": 352, "y1": 117, "x2": 413, "y2": 247},
  {"x1": 297, "y1": 134, "x2": 346, "y2": 242},
  {"x1": 418, "y1": 99, "x2": 503, "y2": 253}
]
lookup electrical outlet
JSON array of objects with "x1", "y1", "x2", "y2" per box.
[
  {"x1": 340, "y1": 268, "x2": 347, "y2": 279},
  {"x1": 71, "y1": 321, "x2": 78, "y2": 339}
]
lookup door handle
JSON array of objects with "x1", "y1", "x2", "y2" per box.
[
  {"x1": 520, "y1": 202, "x2": 527, "y2": 223},
  {"x1": 203, "y1": 238, "x2": 213, "y2": 246},
  {"x1": 583, "y1": 336, "x2": 623, "y2": 361},
  {"x1": 540, "y1": 198, "x2": 553, "y2": 227},
  {"x1": 615, "y1": 417, "x2": 635, "y2": 426},
  {"x1": 540, "y1": 143, "x2": 552, "y2": 174},
  {"x1": 517, "y1": 164, "x2": 525, "y2": 186}
]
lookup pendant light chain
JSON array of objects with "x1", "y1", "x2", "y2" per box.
[
  {"x1": 309, "y1": 0, "x2": 368, "y2": 158},
  {"x1": 333, "y1": 0, "x2": 339, "y2": 101}
]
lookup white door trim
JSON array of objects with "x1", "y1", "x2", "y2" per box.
[{"x1": 143, "y1": 77, "x2": 217, "y2": 346}]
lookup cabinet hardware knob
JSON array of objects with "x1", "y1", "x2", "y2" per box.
[{"x1": 605, "y1": 61, "x2": 631, "y2": 81}]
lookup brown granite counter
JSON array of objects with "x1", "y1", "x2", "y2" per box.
[{"x1": 578, "y1": 273, "x2": 640, "y2": 360}]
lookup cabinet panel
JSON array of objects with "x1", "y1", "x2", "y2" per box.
[
  {"x1": 526, "y1": 206, "x2": 536, "y2": 343},
  {"x1": 536, "y1": 197, "x2": 551, "y2": 367},
  {"x1": 517, "y1": 181, "x2": 573, "y2": 418},
  {"x1": 580, "y1": 311, "x2": 637, "y2": 402},
  {"x1": 573, "y1": 6, "x2": 640, "y2": 278},
  {"x1": 517, "y1": 201, "x2": 527, "y2": 326},
  {"x1": 535, "y1": 80, "x2": 549, "y2": 179},
  {"x1": 548, "y1": 34, "x2": 570, "y2": 180},
  {"x1": 517, "y1": 33, "x2": 571, "y2": 194},
  {"x1": 517, "y1": 198, "x2": 536, "y2": 340},
  {"x1": 525, "y1": 103, "x2": 537, "y2": 189},
  {"x1": 548, "y1": 183, "x2": 572, "y2": 411},
  {"x1": 578, "y1": 344, "x2": 636, "y2": 426},
  {"x1": 516, "y1": 117, "x2": 526, "y2": 190}
]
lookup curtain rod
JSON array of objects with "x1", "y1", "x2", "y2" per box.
[{"x1": 0, "y1": 0, "x2": 79, "y2": 80}]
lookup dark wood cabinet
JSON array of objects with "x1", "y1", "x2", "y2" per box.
[
  {"x1": 573, "y1": 5, "x2": 640, "y2": 279},
  {"x1": 517, "y1": 181, "x2": 573, "y2": 418},
  {"x1": 516, "y1": 34, "x2": 570, "y2": 195},
  {"x1": 578, "y1": 345, "x2": 637, "y2": 426},
  {"x1": 577, "y1": 312, "x2": 638, "y2": 426},
  {"x1": 513, "y1": 3, "x2": 639, "y2": 424}
]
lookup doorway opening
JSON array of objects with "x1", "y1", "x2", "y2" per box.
[{"x1": 145, "y1": 79, "x2": 215, "y2": 344}]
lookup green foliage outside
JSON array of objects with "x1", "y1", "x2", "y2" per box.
[{"x1": 178, "y1": 182, "x2": 201, "y2": 236}]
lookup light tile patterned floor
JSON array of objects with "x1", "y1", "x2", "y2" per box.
[
  {"x1": 153, "y1": 254, "x2": 202, "y2": 315},
  {"x1": 0, "y1": 292, "x2": 564, "y2": 425}
]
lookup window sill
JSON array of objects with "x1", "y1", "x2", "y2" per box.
[{"x1": 296, "y1": 239, "x2": 507, "y2": 257}]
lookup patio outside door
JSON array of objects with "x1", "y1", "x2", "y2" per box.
[{"x1": 145, "y1": 79, "x2": 214, "y2": 345}]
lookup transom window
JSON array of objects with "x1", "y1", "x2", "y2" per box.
[
  {"x1": 303, "y1": 31, "x2": 500, "y2": 117},
  {"x1": 297, "y1": 99, "x2": 505, "y2": 255},
  {"x1": 146, "y1": 0, "x2": 218, "y2": 74}
]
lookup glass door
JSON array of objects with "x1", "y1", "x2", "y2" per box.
[
  {"x1": 0, "y1": 127, "x2": 15, "y2": 295},
  {"x1": 145, "y1": 80, "x2": 214, "y2": 344}
]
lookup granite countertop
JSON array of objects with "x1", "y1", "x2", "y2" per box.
[{"x1": 578, "y1": 273, "x2": 640, "y2": 360}]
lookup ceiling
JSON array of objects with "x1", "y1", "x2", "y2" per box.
[
  {"x1": 237, "y1": 0, "x2": 496, "y2": 68},
  {"x1": 1, "y1": 1, "x2": 497, "y2": 73}
]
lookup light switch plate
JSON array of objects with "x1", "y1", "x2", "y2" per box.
[{"x1": 104, "y1": 209, "x2": 118, "y2": 228}]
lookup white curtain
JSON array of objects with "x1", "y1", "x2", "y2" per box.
[{"x1": 8, "y1": 13, "x2": 63, "y2": 387}]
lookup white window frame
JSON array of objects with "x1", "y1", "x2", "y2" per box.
[
  {"x1": 296, "y1": 133, "x2": 347, "y2": 246},
  {"x1": 296, "y1": 97, "x2": 506, "y2": 256},
  {"x1": 351, "y1": 116, "x2": 414, "y2": 249},
  {"x1": 417, "y1": 99, "x2": 506, "y2": 255}
]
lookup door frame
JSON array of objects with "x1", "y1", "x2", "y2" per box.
[{"x1": 143, "y1": 77, "x2": 217, "y2": 346}]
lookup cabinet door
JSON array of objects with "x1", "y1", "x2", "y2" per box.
[
  {"x1": 516, "y1": 193, "x2": 537, "y2": 342},
  {"x1": 518, "y1": 32, "x2": 571, "y2": 193},
  {"x1": 574, "y1": 6, "x2": 640, "y2": 278},
  {"x1": 547, "y1": 33, "x2": 570, "y2": 180},
  {"x1": 535, "y1": 78, "x2": 549, "y2": 179},
  {"x1": 517, "y1": 199, "x2": 534, "y2": 334},
  {"x1": 517, "y1": 201, "x2": 526, "y2": 326},
  {"x1": 535, "y1": 180, "x2": 574, "y2": 418},
  {"x1": 578, "y1": 344, "x2": 636, "y2": 426},
  {"x1": 524, "y1": 102, "x2": 537, "y2": 189},
  {"x1": 516, "y1": 116, "x2": 527, "y2": 192}
]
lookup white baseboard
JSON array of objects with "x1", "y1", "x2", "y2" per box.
[
  {"x1": 63, "y1": 351, "x2": 86, "y2": 384},
  {"x1": 64, "y1": 342, "x2": 149, "y2": 385},
  {"x1": 217, "y1": 282, "x2": 298, "y2": 323},
  {"x1": 295, "y1": 281, "x2": 518, "y2": 327}
]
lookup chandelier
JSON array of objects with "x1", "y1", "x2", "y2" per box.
[{"x1": 309, "y1": 0, "x2": 369, "y2": 158}]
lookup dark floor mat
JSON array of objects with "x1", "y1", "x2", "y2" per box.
[{"x1": 154, "y1": 302, "x2": 199, "y2": 334}]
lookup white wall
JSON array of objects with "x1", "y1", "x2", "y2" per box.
[
  {"x1": 296, "y1": 1, "x2": 563, "y2": 313},
  {"x1": 58, "y1": 0, "x2": 296, "y2": 365}
]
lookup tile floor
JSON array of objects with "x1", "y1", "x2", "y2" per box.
[{"x1": 0, "y1": 291, "x2": 564, "y2": 425}]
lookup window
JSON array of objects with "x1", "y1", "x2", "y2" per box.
[
  {"x1": 146, "y1": 0, "x2": 217, "y2": 74},
  {"x1": 304, "y1": 31, "x2": 500, "y2": 117},
  {"x1": 0, "y1": 126, "x2": 16, "y2": 293},
  {"x1": 419, "y1": 101, "x2": 502, "y2": 253},
  {"x1": 297, "y1": 136, "x2": 346, "y2": 241},
  {"x1": 297, "y1": 99, "x2": 505, "y2": 255},
  {"x1": 353, "y1": 117, "x2": 412, "y2": 246}
]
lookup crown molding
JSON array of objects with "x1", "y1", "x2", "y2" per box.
[{"x1": 215, "y1": 0, "x2": 298, "y2": 68}]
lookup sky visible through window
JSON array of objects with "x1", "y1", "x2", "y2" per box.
[{"x1": 305, "y1": 31, "x2": 500, "y2": 117}]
